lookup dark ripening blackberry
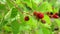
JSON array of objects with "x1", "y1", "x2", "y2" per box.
[
  {"x1": 59, "y1": 8, "x2": 60, "y2": 17},
  {"x1": 50, "y1": 12, "x2": 53, "y2": 15},
  {"x1": 54, "y1": 28, "x2": 59, "y2": 31}
]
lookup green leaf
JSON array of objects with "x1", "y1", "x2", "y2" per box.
[
  {"x1": 3, "y1": 25, "x2": 11, "y2": 32},
  {"x1": 0, "y1": 4, "x2": 9, "y2": 15},
  {"x1": 26, "y1": 0, "x2": 32, "y2": 8},
  {"x1": 6, "y1": 0, "x2": 14, "y2": 8},
  {"x1": 53, "y1": 7, "x2": 59, "y2": 13},
  {"x1": 0, "y1": 4, "x2": 6, "y2": 10},
  {"x1": 27, "y1": 16, "x2": 37, "y2": 28},
  {"x1": 10, "y1": 8, "x2": 18, "y2": 18},
  {"x1": 42, "y1": 27, "x2": 52, "y2": 34},
  {"x1": 36, "y1": 23, "x2": 52, "y2": 34},
  {"x1": 49, "y1": 0, "x2": 57, "y2": 6},
  {"x1": 50, "y1": 22, "x2": 56, "y2": 31},
  {"x1": 32, "y1": 0, "x2": 43, "y2": 5},
  {"x1": 19, "y1": 12, "x2": 25, "y2": 23},
  {"x1": 38, "y1": 1, "x2": 52, "y2": 13},
  {"x1": 35, "y1": 28, "x2": 43, "y2": 34},
  {"x1": 43, "y1": 15, "x2": 51, "y2": 25},
  {"x1": 0, "y1": 0, "x2": 6, "y2": 4},
  {"x1": 32, "y1": 1, "x2": 38, "y2": 10},
  {"x1": 0, "y1": 19, "x2": 8, "y2": 29},
  {"x1": 54, "y1": 19, "x2": 60, "y2": 27},
  {"x1": 16, "y1": 0, "x2": 21, "y2": 4},
  {"x1": 11, "y1": 20, "x2": 20, "y2": 34}
]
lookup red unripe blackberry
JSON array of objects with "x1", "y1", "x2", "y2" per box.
[
  {"x1": 37, "y1": 12, "x2": 44, "y2": 19},
  {"x1": 41, "y1": 19, "x2": 46, "y2": 24},
  {"x1": 53, "y1": 15, "x2": 59, "y2": 18},
  {"x1": 24, "y1": 16, "x2": 29, "y2": 21},
  {"x1": 33, "y1": 11, "x2": 44, "y2": 19}
]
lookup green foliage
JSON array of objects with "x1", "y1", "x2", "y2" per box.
[
  {"x1": 10, "y1": 8, "x2": 18, "y2": 18},
  {"x1": 0, "y1": 0, "x2": 60, "y2": 34},
  {"x1": 6, "y1": 0, "x2": 14, "y2": 8},
  {"x1": 54, "y1": 19, "x2": 60, "y2": 27},
  {"x1": 11, "y1": 20, "x2": 20, "y2": 34},
  {"x1": 38, "y1": 1, "x2": 52, "y2": 12}
]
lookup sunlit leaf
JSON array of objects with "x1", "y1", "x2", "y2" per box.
[
  {"x1": 38, "y1": 1, "x2": 52, "y2": 13},
  {"x1": 6, "y1": 0, "x2": 14, "y2": 8},
  {"x1": 54, "y1": 19, "x2": 60, "y2": 27},
  {"x1": 11, "y1": 20, "x2": 20, "y2": 34},
  {"x1": 43, "y1": 15, "x2": 51, "y2": 25}
]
